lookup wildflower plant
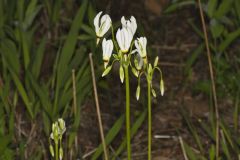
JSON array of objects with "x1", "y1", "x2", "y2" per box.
[
  {"x1": 49, "y1": 118, "x2": 66, "y2": 160},
  {"x1": 94, "y1": 11, "x2": 164, "y2": 160}
]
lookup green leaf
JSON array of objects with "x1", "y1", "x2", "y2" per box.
[
  {"x1": 210, "y1": 19, "x2": 224, "y2": 39},
  {"x1": 113, "y1": 110, "x2": 147, "y2": 158},
  {"x1": 0, "y1": 39, "x2": 20, "y2": 74},
  {"x1": 31, "y1": 36, "x2": 46, "y2": 78},
  {"x1": 215, "y1": 0, "x2": 233, "y2": 18},
  {"x1": 27, "y1": 72, "x2": 52, "y2": 115},
  {"x1": 78, "y1": 34, "x2": 94, "y2": 41},
  {"x1": 164, "y1": 1, "x2": 195, "y2": 14},
  {"x1": 54, "y1": 0, "x2": 88, "y2": 115},
  {"x1": 23, "y1": 0, "x2": 42, "y2": 29},
  {"x1": 184, "y1": 43, "x2": 204, "y2": 75},
  {"x1": 219, "y1": 28, "x2": 240, "y2": 52},
  {"x1": 235, "y1": 0, "x2": 240, "y2": 21},
  {"x1": 207, "y1": 0, "x2": 218, "y2": 18},
  {"x1": 81, "y1": 24, "x2": 95, "y2": 36},
  {"x1": 9, "y1": 69, "x2": 33, "y2": 118},
  {"x1": 91, "y1": 115, "x2": 125, "y2": 160},
  {"x1": 209, "y1": 145, "x2": 215, "y2": 160},
  {"x1": 102, "y1": 66, "x2": 112, "y2": 77}
]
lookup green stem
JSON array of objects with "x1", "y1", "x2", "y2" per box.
[
  {"x1": 147, "y1": 80, "x2": 152, "y2": 160},
  {"x1": 124, "y1": 65, "x2": 131, "y2": 160},
  {"x1": 55, "y1": 142, "x2": 59, "y2": 160}
]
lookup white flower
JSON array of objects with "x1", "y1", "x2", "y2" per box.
[
  {"x1": 121, "y1": 16, "x2": 137, "y2": 36},
  {"x1": 116, "y1": 27, "x2": 133, "y2": 53},
  {"x1": 102, "y1": 38, "x2": 113, "y2": 68},
  {"x1": 135, "y1": 37, "x2": 147, "y2": 59},
  {"x1": 94, "y1": 11, "x2": 111, "y2": 38}
]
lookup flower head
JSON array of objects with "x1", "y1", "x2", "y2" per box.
[
  {"x1": 135, "y1": 37, "x2": 147, "y2": 63},
  {"x1": 94, "y1": 11, "x2": 111, "y2": 39},
  {"x1": 116, "y1": 27, "x2": 133, "y2": 53},
  {"x1": 121, "y1": 16, "x2": 137, "y2": 36},
  {"x1": 102, "y1": 38, "x2": 113, "y2": 68}
]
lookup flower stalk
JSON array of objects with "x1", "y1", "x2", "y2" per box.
[
  {"x1": 94, "y1": 11, "x2": 164, "y2": 160},
  {"x1": 124, "y1": 64, "x2": 131, "y2": 160},
  {"x1": 147, "y1": 79, "x2": 152, "y2": 160}
]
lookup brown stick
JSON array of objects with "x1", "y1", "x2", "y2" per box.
[
  {"x1": 89, "y1": 53, "x2": 108, "y2": 160},
  {"x1": 179, "y1": 136, "x2": 189, "y2": 160},
  {"x1": 197, "y1": 0, "x2": 219, "y2": 158}
]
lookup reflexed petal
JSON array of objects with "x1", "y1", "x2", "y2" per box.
[
  {"x1": 102, "y1": 38, "x2": 107, "y2": 55},
  {"x1": 134, "y1": 37, "x2": 147, "y2": 58},
  {"x1": 121, "y1": 16, "x2": 126, "y2": 26},
  {"x1": 108, "y1": 40, "x2": 113, "y2": 57},
  {"x1": 94, "y1": 11, "x2": 102, "y2": 34},
  {"x1": 130, "y1": 16, "x2": 137, "y2": 35},
  {"x1": 102, "y1": 38, "x2": 113, "y2": 60},
  {"x1": 116, "y1": 29, "x2": 124, "y2": 51},
  {"x1": 99, "y1": 14, "x2": 111, "y2": 37}
]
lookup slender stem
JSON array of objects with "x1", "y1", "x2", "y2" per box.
[
  {"x1": 197, "y1": 0, "x2": 219, "y2": 158},
  {"x1": 55, "y1": 142, "x2": 59, "y2": 160},
  {"x1": 147, "y1": 80, "x2": 152, "y2": 160},
  {"x1": 89, "y1": 53, "x2": 109, "y2": 160},
  {"x1": 124, "y1": 65, "x2": 131, "y2": 160}
]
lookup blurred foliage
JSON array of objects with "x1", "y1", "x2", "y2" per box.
[
  {"x1": 165, "y1": 0, "x2": 240, "y2": 159},
  {"x1": 0, "y1": 0, "x2": 147, "y2": 159},
  {"x1": 0, "y1": 0, "x2": 99, "y2": 159}
]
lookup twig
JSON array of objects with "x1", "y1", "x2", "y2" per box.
[
  {"x1": 82, "y1": 148, "x2": 97, "y2": 159},
  {"x1": 89, "y1": 53, "x2": 108, "y2": 160},
  {"x1": 179, "y1": 136, "x2": 189, "y2": 160},
  {"x1": 197, "y1": 0, "x2": 219, "y2": 158}
]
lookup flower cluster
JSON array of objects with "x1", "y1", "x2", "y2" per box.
[
  {"x1": 94, "y1": 12, "x2": 164, "y2": 160},
  {"x1": 94, "y1": 11, "x2": 164, "y2": 97},
  {"x1": 94, "y1": 11, "x2": 147, "y2": 69},
  {"x1": 49, "y1": 118, "x2": 66, "y2": 160}
]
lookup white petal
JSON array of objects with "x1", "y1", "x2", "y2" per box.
[
  {"x1": 99, "y1": 14, "x2": 111, "y2": 37},
  {"x1": 106, "y1": 40, "x2": 110, "y2": 57},
  {"x1": 123, "y1": 28, "x2": 129, "y2": 50},
  {"x1": 135, "y1": 39, "x2": 140, "y2": 53},
  {"x1": 130, "y1": 16, "x2": 137, "y2": 35},
  {"x1": 116, "y1": 29, "x2": 123, "y2": 51},
  {"x1": 94, "y1": 11, "x2": 102, "y2": 35},
  {"x1": 102, "y1": 38, "x2": 107, "y2": 57},
  {"x1": 107, "y1": 40, "x2": 113, "y2": 57},
  {"x1": 143, "y1": 37, "x2": 147, "y2": 48},
  {"x1": 121, "y1": 16, "x2": 127, "y2": 26}
]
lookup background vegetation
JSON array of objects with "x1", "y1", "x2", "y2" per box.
[{"x1": 0, "y1": 0, "x2": 240, "y2": 159}]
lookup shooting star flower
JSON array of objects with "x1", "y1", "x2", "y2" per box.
[
  {"x1": 121, "y1": 16, "x2": 137, "y2": 36},
  {"x1": 102, "y1": 38, "x2": 113, "y2": 68},
  {"x1": 135, "y1": 37, "x2": 147, "y2": 63},
  {"x1": 116, "y1": 27, "x2": 133, "y2": 53},
  {"x1": 94, "y1": 11, "x2": 111, "y2": 44}
]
